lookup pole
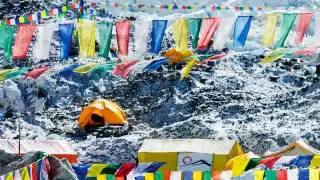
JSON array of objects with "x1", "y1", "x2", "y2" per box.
[{"x1": 18, "y1": 117, "x2": 21, "y2": 156}]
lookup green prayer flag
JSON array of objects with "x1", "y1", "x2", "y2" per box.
[
  {"x1": 107, "y1": 174, "x2": 116, "y2": 180},
  {"x1": 0, "y1": 25, "x2": 14, "y2": 61},
  {"x1": 265, "y1": 170, "x2": 277, "y2": 180},
  {"x1": 100, "y1": 164, "x2": 121, "y2": 175},
  {"x1": 275, "y1": 14, "x2": 297, "y2": 48},
  {"x1": 203, "y1": 171, "x2": 212, "y2": 180},
  {"x1": 5, "y1": 67, "x2": 29, "y2": 79},
  {"x1": 91, "y1": 62, "x2": 116, "y2": 76},
  {"x1": 98, "y1": 22, "x2": 113, "y2": 58},
  {"x1": 245, "y1": 158, "x2": 264, "y2": 171},
  {"x1": 188, "y1": 18, "x2": 202, "y2": 49},
  {"x1": 154, "y1": 172, "x2": 164, "y2": 180}
]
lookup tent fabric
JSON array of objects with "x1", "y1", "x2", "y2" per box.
[
  {"x1": 33, "y1": 23, "x2": 56, "y2": 60},
  {"x1": 78, "y1": 21, "x2": 96, "y2": 58},
  {"x1": 188, "y1": 18, "x2": 202, "y2": 49},
  {"x1": 164, "y1": 48, "x2": 194, "y2": 64},
  {"x1": 24, "y1": 66, "x2": 49, "y2": 80},
  {"x1": 59, "y1": 23, "x2": 74, "y2": 61},
  {"x1": 135, "y1": 21, "x2": 151, "y2": 55},
  {"x1": 233, "y1": 16, "x2": 253, "y2": 47},
  {"x1": 0, "y1": 25, "x2": 15, "y2": 61},
  {"x1": 172, "y1": 18, "x2": 188, "y2": 51},
  {"x1": 294, "y1": 13, "x2": 313, "y2": 45},
  {"x1": 112, "y1": 60, "x2": 139, "y2": 77},
  {"x1": 98, "y1": 22, "x2": 113, "y2": 58},
  {"x1": 212, "y1": 16, "x2": 237, "y2": 51},
  {"x1": 138, "y1": 139, "x2": 243, "y2": 171},
  {"x1": 151, "y1": 20, "x2": 167, "y2": 54},
  {"x1": 78, "y1": 99, "x2": 127, "y2": 129},
  {"x1": 275, "y1": 14, "x2": 297, "y2": 48},
  {"x1": 12, "y1": 25, "x2": 37, "y2": 59},
  {"x1": 116, "y1": 21, "x2": 130, "y2": 57},
  {"x1": 197, "y1": 18, "x2": 221, "y2": 50},
  {"x1": 262, "y1": 14, "x2": 280, "y2": 47},
  {"x1": 0, "y1": 139, "x2": 77, "y2": 163}
]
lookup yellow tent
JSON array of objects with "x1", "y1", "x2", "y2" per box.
[
  {"x1": 138, "y1": 139, "x2": 243, "y2": 171},
  {"x1": 78, "y1": 99, "x2": 127, "y2": 129},
  {"x1": 264, "y1": 138, "x2": 320, "y2": 157}
]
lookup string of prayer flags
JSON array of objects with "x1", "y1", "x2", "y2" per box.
[
  {"x1": 12, "y1": 25, "x2": 37, "y2": 59},
  {"x1": 116, "y1": 21, "x2": 130, "y2": 57},
  {"x1": 135, "y1": 21, "x2": 151, "y2": 55},
  {"x1": 293, "y1": 46, "x2": 320, "y2": 56},
  {"x1": 59, "y1": 23, "x2": 74, "y2": 61},
  {"x1": 181, "y1": 59, "x2": 196, "y2": 80},
  {"x1": 184, "y1": 171, "x2": 192, "y2": 180},
  {"x1": 172, "y1": 18, "x2": 188, "y2": 51},
  {"x1": 98, "y1": 22, "x2": 113, "y2": 58},
  {"x1": 290, "y1": 155, "x2": 314, "y2": 168},
  {"x1": 258, "y1": 156, "x2": 281, "y2": 169},
  {"x1": 294, "y1": 13, "x2": 313, "y2": 45},
  {"x1": 78, "y1": 21, "x2": 96, "y2": 58},
  {"x1": 91, "y1": 62, "x2": 116, "y2": 76},
  {"x1": 188, "y1": 18, "x2": 202, "y2": 49},
  {"x1": 197, "y1": 18, "x2": 221, "y2": 50},
  {"x1": 144, "y1": 58, "x2": 172, "y2": 70},
  {"x1": 151, "y1": 20, "x2": 167, "y2": 54},
  {"x1": 233, "y1": 16, "x2": 253, "y2": 47},
  {"x1": 261, "y1": 14, "x2": 280, "y2": 47},
  {"x1": 0, "y1": 25, "x2": 14, "y2": 61}
]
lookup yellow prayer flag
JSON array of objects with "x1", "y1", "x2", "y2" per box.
[
  {"x1": 41, "y1": 11, "x2": 46, "y2": 18},
  {"x1": 191, "y1": 6, "x2": 196, "y2": 9},
  {"x1": 193, "y1": 171, "x2": 203, "y2": 180},
  {"x1": 262, "y1": 14, "x2": 280, "y2": 47},
  {"x1": 260, "y1": 49, "x2": 287, "y2": 64},
  {"x1": 254, "y1": 170, "x2": 265, "y2": 180},
  {"x1": 86, "y1": 164, "x2": 108, "y2": 178},
  {"x1": 145, "y1": 173, "x2": 155, "y2": 180},
  {"x1": 97, "y1": 174, "x2": 107, "y2": 180},
  {"x1": 220, "y1": 5, "x2": 226, "y2": 10},
  {"x1": 62, "y1": 6, "x2": 67, "y2": 12},
  {"x1": 73, "y1": 63, "x2": 101, "y2": 74},
  {"x1": 244, "y1": 7, "x2": 249, "y2": 11},
  {"x1": 123, "y1": 4, "x2": 128, "y2": 7},
  {"x1": 168, "y1": 5, "x2": 173, "y2": 10},
  {"x1": 6, "y1": 172, "x2": 13, "y2": 180},
  {"x1": 19, "y1": 17, "x2": 25, "y2": 23},
  {"x1": 21, "y1": 166, "x2": 30, "y2": 180},
  {"x1": 231, "y1": 158, "x2": 250, "y2": 177},
  {"x1": 78, "y1": 21, "x2": 96, "y2": 58},
  {"x1": 0, "y1": 69, "x2": 16, "y2": 82},
  {"x1": 310, "y1": 169, "x2": 320, "y2": 180},
  {"x1": 310, "y1": 155, "x2": 320, "y2": 168},
  {"x1": 146, "y1": 4, "x2": 152, "y2": 8},
  {"x1": 181, "y1": 59, "x2": 196, "y2": 80},
  {"x1": 173, "y1": 18, "x2": 188, "y2": 51}
]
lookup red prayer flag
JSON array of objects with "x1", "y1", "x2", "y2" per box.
[
  {"x1": 25, "y1": 66, "x2": 49, "y2": 80},
  {"x1": 28, "y1": 15, "x2": 33, "y2": 22},
  {"x1": 115, "y1": 164, "x2": 136, "y2": 177},
  {"x1": 32, "y1": 162, "x2": 37, "y2": 180},
  {"x1": 276, "y1": 170, "x2": 287, "y2": 180},
  {"x1": 212, "y1": 171, "x2": 221, "y2": 180},
  {"x1": 163, "y1": 171, "x2": 171, "y2": 180},
  {"x1": 116, "y1": 176, "x2": 125, "y2": 180},
  {"x1": 258, "y1": 156, "x2": 281, "y2": 169},
  {"x1": 197, "y1": 18, "x2": 221, "y2": 50},
  {"x1": 12, "y1": 24, "x2": 37, "y2": 59},
  {"x1": 116, "y1": 21, "x2": 130, "y2": 57},
  {"x1": 112, "y1": 60, "x2": 139, "y2": 77},
  {"x1": 5, "y1": 19, "x2": 10, "y2": 25},
  {"x1": 294, "y1": 13, "x2": 312, "y2": 45},
  {"x1": 293, "y1": 46, "x2": 320, "y2": 56},
  {"x1": 202, "y1": 53, "x2": 228, "y2": 64}
]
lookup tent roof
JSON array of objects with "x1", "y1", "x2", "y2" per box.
[
  {"x1": 138, "y1": 139, "x2": 240, "y2": 154},
  {"x1": 264, "y1": 138, "x2": 320, "y2": 157},
  {"x1": 0, "y1": 139, "x2": 77, "y2": 155}
]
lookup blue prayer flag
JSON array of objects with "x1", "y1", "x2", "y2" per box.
[
  {"x1": 290, "y1": 155, "x2": 314, "y2": 168},
  {"x1": 151, "y1": 20, "x2": 167, "y2": 54},
  {"x1": 144, "y1": 58, "x2": 171, "y2": 70},
  {"x1": 233, "y1": 16, "x2": 253, "y2": 47},
  {"x1": 58, "y1": 64, "x2": 81, "y2": 78},
  {"x1": 184, "y1": 171, "x2": 192, "y2": 180},
  {"x1": 298, "y1": 169, "x2": 309, "y2": 180},
  {"x1": 59, "y1": 23, "x2": 74, "y2": 61}
]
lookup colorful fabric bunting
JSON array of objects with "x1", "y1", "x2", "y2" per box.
[
  {"x1": 13, "y1": 169, "x2": 21, "y2": 180},
  {"x1": 273, "y1": 156, "x2": 296, "y2": 169},
  {"x1": 212, "y1": 171, "x2": 221, "y2": 180},
  {"x1": 163, "y1": 172, "x2": 171, "y2": 180},
  {"x1": 128, "y1": 60, "x2": 151, "y2": 72},
  {"x1": 220, "y1": 171, "x2": 232, "y2": 180},
  {"x1": 72, "y1": 164, "x2": 91, "y2": 180},
  {"x1": 112, "y1": 60, "x2": 139, "y2": 77},
  {"x1": 86, "y1": 164, "x2": 108, "y2": 178},
  {"x1": 203, "y1": 171, "x2": 211, "y2": 180},
  {"x1": 116, "y1": 21, "x2": 130, "y2": 57},
  {"x1": 309, "y1": 155, "x2": 320, "y2": 168},
  {"x1": 173, "y1": 18, "x2": 188, "y2": 51},
  {"x1": 58, "y1": 64, "x2": 81, "y2": 78},
  {"x1": 233, "y1": 16, "x2": 253, "y2": 47},
  {"x1": 188, "y1": 18, "x2": 202, "y2": 49},
  {"x1": 309, "y1": 169, "x2": 319, "y2": 180},
  {"x1": 0, "y1": 69, "x2": 17, "y2": 82},
  {"x1": 6, "y1": 172, "x2": 13, "y2": 180},
  {"x1": 262, "y1": 14, "x2": 280, "y2": 47},
  {"x1": 145, "y1": 173, "x2": 154, "y2": 180},
  {"x1": 143, "y1": 162, "x2": 166, "y2": 173},
  {"x1": 266, "y1": 170, "x2": 277, "y2": 180},
  {"x1": 73, "y1": 63, "x2": 101, "y2": 74},
  {"x1": 293, "y1": 46, "x2": 320, "y2": 56},
  {"x1": 115, "y1": 164, "x2": 136, "y2": 177},
  {"x1": 193, "y1": 172, "x2": 202, "y2": 180},
  {"x1": 275, "y1": 14, "x2": 297, "y2": 48},
  {"x1": 212, "y1": 16, "x2": 236, "y2": 51},
  {"x1": 78, "y1": 21, "x2": 96, "y2": 58},
  {"x1": 276, "y1": 170, "x2": 287, "y2": 180},
  {"x1": 40, "y1": 65, "x2": 66, "y2": 77},
  {"x1": 24, "y1": 67, "x2": 49, "y2": 80},
  {"x1": 59, "y1": 23, "x2": 74, "y2": 61},
  {"x1": 290, "y1": 155, "x2": 314, "y2": 168},
  {"x1": 20, "y1": 166, "x2": 30, "y2": 180},
  {"x1": 245, "y1": 158, "x2": 264, "y2": 171},
  {"x1": 12, "y1": 24, "x2": 37, "y2": 59},
  {"x1": 181, "y1": 59, "x2": 196, "y2": 80},
  {"x1": 126, "y1": 171, "x2": 135, "y2": 180},
  {"x1": 98, "y1": 22, "x2": 113, "y2": 58},
  {"x1": 33, "y1": 23, "x2": 56, "y2": 60},
  {"x1": 294, "y1": 13, "x2": 312, "y2": 45},
  {"x1": 91, "y1": 62, "x2": 116, "y2": 76},
  {"x1": 151, "y1": 20, "x2": 167, "y2": 54},
  {"x1": 184, "y1": 172, "x2": 192, "y2": 180},
  {"x1": 288, "y1": 169, "x2": 299, "y2": 180},
  {"x1": 39, "y1": 159, "x2": 49, "y2": 180},
  {"x1": 135, "y1": 21, "x2": 151, "y2": 55},
  {"x1": 0, "y1": 25, "x2": 14, "y2": 61},
  {"x1": 197, "y1": 18, "x2": 221, "y2": 50}
]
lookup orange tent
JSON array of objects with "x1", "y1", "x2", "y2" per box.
[
  {"x1": 164, "y1": 48, "x2": 194, "y2": 64},
  {"x1": 78, "y1": 99, "x2": 127, "y2": 129}
]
